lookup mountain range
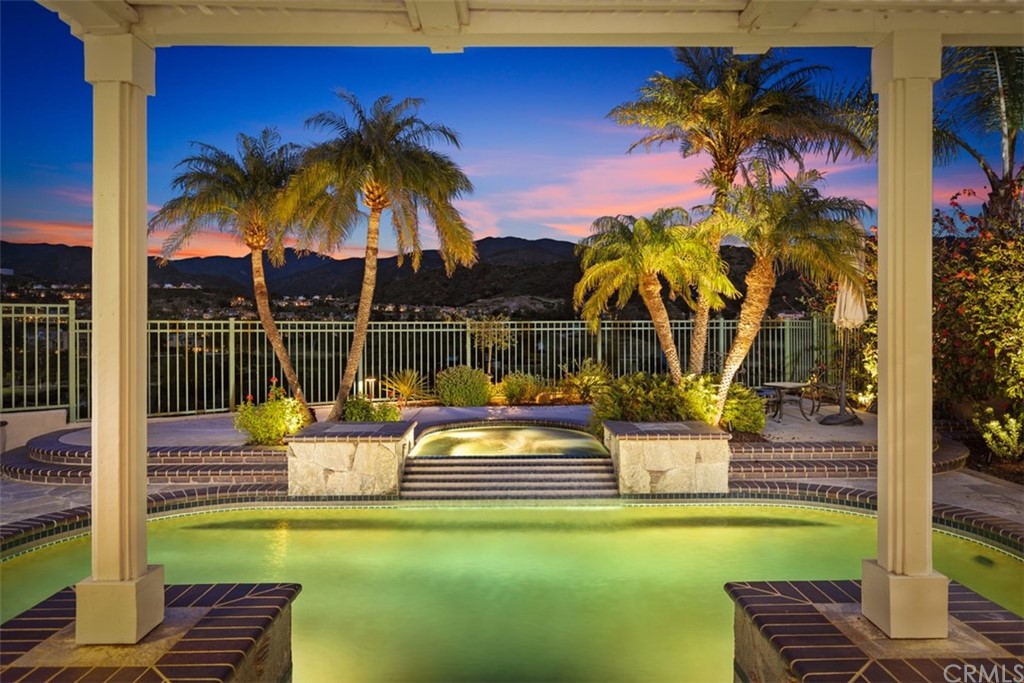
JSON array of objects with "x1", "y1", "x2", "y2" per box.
[{"x1": 0, "y1": 237, "x2": 808, "y2": 316}]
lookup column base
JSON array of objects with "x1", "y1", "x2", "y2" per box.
[
  {"x1": 75, "y1": 564, "x2": 165, "y2": 644},
  {"x1": 861, "y1": 558, "x2": 949, "y2": 638}
]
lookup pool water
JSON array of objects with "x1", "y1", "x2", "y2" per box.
[
  {"x1": 2, "y1": 506, "x2": 1021, "y2": 682},
  {"x1": 409, "y1": 426, "x2": 608, "y2": 457}
]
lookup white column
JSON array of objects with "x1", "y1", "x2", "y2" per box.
[
  {"x1": 75, "y1": 33, "x2": 165, "y2": 645},
  {"x1": 862, "y1": 31, "x2": 949, "y2": 639}
]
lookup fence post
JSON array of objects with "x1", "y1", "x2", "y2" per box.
[
  {"x1": 716, "y1": 318, "x2": 726, "y2": 373},
  {"x1": 783, "y1": 318, "x2": 794, "y2": 381},
  {"x1": 68, "y1": 301, "x2": 79, "y2": 422},
  {"x1": 228, "y1": 317, "x2": 236, "y2": 412},
  {"x1": 464, "y1": 321, "x2": 472, "y2": 368},
  {"x1": 595, "y1": 320, "x2": 603, "y2": 364}
]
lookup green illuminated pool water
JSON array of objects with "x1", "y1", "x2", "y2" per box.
[{"x1": 2, "y1": 506, "x2": 1021, "y2": 682}]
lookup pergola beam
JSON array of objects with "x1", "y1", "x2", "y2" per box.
[{"x1": 39, "y1": 2, "x2": 1024, "y2": 49}]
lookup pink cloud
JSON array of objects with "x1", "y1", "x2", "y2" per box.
[
  {"x1": 50, "y1": 187, "x2": 93, "y2": 207},
  {"x1": 1, "y1": 218, "x2": 93, "y2": 246}
]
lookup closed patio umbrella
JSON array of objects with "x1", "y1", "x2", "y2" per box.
[{"x1": 820, "y1": 252, "x2": 868, "y2": 426}]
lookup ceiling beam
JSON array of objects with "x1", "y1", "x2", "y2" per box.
[{"x1": 37, "y1": 1, "x2": 1024, "y2": 50}]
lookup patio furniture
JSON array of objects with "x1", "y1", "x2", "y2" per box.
[{"x1": 762, "y1": 381, "x2": 811, "y2": 421}]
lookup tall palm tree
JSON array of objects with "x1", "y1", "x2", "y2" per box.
[
  {"x1": 708, "y1": 163, "x2": 867, "y2": 424},
  {"x1": 295, "y1": 93, "x2": 477, "y2": 420},
  {"x1": 574, "y1": 208, "x2": 736, "y2": 384},
  {"x1": 936, "y1": 47, "x2": 1023, "y2": 234},
  {"x1": 832, "y1": 48, "x2": 1023, "y2": 235},
  {"x1": 149, "y1": 128, "x2": 315, "y2": 419},
  {"x1": 609, "y1": 47, "x2": 867, "y2": 375}
]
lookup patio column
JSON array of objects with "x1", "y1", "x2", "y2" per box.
[
  {"x1": 862, "y1": 31, "x2": 948, "y2": 639},
  {"x1": 75, "y1": 32, "x2": 164, "y2": 644}
]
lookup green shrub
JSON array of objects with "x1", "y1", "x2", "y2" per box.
[
  {"x1": 559, "y1": 359, "x2": 611, "y2": 403},
  {"x1": 721, "y1": 383, "x2": 767, "y2": 433},
  {"x1": 501, "y1": 373, "x2": 544, "y2": 404},
  {"x1": 589, "y1": 373, "x2": 685, "y2": 434},
  {"x1": 234, "y1": 379, "x2": 310, "y2": 445},
  {"x1": 435, "y1": 365, "x2": 492, "y2": 407},
  {"x1": 973, "y1": 406, "x2": 1024, "y2": 461},
  {"x1": 677, "y1": 374, "x2": 718, "y2": 424},
  {"x1": 381, "y1": 369, "x2": 430, "y2": 407},
  {"x1": 343, "y1": 396, "x2": 402, "y2": 422}
]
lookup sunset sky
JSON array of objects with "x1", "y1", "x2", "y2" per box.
[{"x1": 0, "y1": 1, "x2": 996, "y2": 261}]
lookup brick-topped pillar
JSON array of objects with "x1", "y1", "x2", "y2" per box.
[
  {"x1": 75, "y1": 33, "x2": 164, "y2": 644},
  {"x1": 863, "y1": 31, "x2": 948, "y2": 639}
]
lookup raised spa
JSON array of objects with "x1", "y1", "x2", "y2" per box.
[
  {"x1": 409, "y1": 425, "x2": 609, "y2": 457},
  {"x1": 2, "y1": 506, "x2": 1021, "y2": 682}
]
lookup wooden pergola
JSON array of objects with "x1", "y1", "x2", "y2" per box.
[{"x1": 37, "y1": 0, "x2": 1024, "y2": 644}]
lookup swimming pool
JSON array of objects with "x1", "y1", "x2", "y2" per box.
[{"x1": 2, "y1": 505, "x2": 1021, "y2": 682}]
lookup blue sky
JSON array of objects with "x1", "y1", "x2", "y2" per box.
[{"x1": 0, "y1": 1, "x2": 996, "y2": 260}]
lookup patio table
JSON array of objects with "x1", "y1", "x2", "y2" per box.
[{"x1": 762, "y1": 382, "x2": 811, "y2": 422}]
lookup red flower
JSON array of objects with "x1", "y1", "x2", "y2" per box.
[
  {"x1": 245, "y1": 394, "x2": 253, "y2": 402},
  {"x1": 270, "y1": 376, "x2": 278, "y2": 384}
]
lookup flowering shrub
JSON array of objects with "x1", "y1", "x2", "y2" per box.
[
  {"x1": 234, "y1": 377, "x2": 310, "y2": 445},
  {"x1": 973, "y1": 407, "x2": 1024, "y2": 461},
  {"x1": 933, "y1": 188, "x2": 1024, "y2": 409}
]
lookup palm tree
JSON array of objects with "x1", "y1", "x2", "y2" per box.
[
  {"x1": 574, "y1": 208, "x2": 736, "y2": 384},
  {"x1": 936, "y1": 47, "x2": 1023, "y2": 234},
  {"x1": 295, "y1": 93, "x2": 477, "y2": 420},
  {"x1": 832, "y1": 48, "x2": 1023, "y2": 235},
  {"x1": 609, "y1": 47, "x2": 867, "y2": 375},
  {"x1": 149, "y1": 128, "x2": 315, "y2": 419},
  {"x1": 708, "y1": 163, "x2": 867, "y2": 424}
]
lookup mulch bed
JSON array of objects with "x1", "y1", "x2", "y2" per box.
[
  {"x1": 729, "y1": 431, "x2": 770, "y2": 443},
  {"x1": 961, "y1": 434, "x2": 1024, "y2": 486}
]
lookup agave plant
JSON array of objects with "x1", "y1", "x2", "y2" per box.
[{"x1": 380, "y1": 369, "x2": 431, "y2": 408}]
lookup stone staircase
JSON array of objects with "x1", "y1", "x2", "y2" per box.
[{"x1": 400, "y1": 455, "x2": 619, "y2": 499}]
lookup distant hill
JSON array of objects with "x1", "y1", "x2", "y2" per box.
[{"x1": 0, "y1": 237, "x2": 810, "y2": 317}]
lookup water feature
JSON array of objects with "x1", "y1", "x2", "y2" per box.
[
  {"x1": 410, "y1": 425, "x2": 608, "y2": 457},
  {"x1": 2, "y1": 506, "x2": 1020, "y2": 682}
]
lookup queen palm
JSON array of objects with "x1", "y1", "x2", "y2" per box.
[
  {"x1": 149, "y1": 128, "x2": 314, "y2": 419},
  {"x1": 574, "y1": 208, "x2": 736, "y2": 384},
  {"x1": 296, "y1": 93, "x2": 477, "y2": 420},
  {"x1": 708, "y1": 163, "x2": 867, "y2": 424},
  {"x1": 610, "y1": 47, "x2": 867, "y2": 375},
  {"x1": 935, "y1": 48, "x2": 1023, "y2": 233}
]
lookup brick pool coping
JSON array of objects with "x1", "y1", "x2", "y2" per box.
[
  {"x1": 726, "y1": 580, "x2": 1023, "y2": 682},
  {"x1": 0, "y1": 583, "x2": 300, "y2": 682},
  {"x1": 2, "y1": 478, "x2": 1021, "y2": 559}
]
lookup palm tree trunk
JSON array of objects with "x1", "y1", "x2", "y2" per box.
[
  {"x1": 638, "y1": 274, "x2": 684, "y2": 384},
  {"x1": 712, "y1": 256, "x2": 775, "y2": 425},
  {"x1": 687, "y1": 231, "x2": 724, "y2": 375},
  {"x1": 250, "y1": 249, "x2": 313, "y2": 420},
  {"x1": 687, "y1": 173, "x2": 732, "y2": 376},
  {"x1": 327, "y1": 209, "x2": 381, "y2": 421}
]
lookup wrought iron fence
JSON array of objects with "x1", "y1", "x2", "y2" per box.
[{"x1": 1, "y1": 303, "x2": 849, "y2": 421}]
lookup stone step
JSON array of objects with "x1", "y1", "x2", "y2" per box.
[
  {"x1": 404, "y1": 466, "x2": 614, "y2": 477},
  {"x1": 400, "y1": 488, "x2": 621, "y2": 500},
  {"x1": 404, "y1": 472, "x2": 616, "y2": 482},
  {"x1": 728, "y1": 459, "x2": 877, "y2": 479},
  {"x1": 402, "y1": 480, "x2": 618, "y2": 490}
]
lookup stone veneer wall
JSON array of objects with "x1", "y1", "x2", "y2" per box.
[
  {"x1": 603, "y1": 421, "x2": 731, "y2": 494},
  {"x1": 286, "y1": 421, "x2": 415, "y2": 497}
]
